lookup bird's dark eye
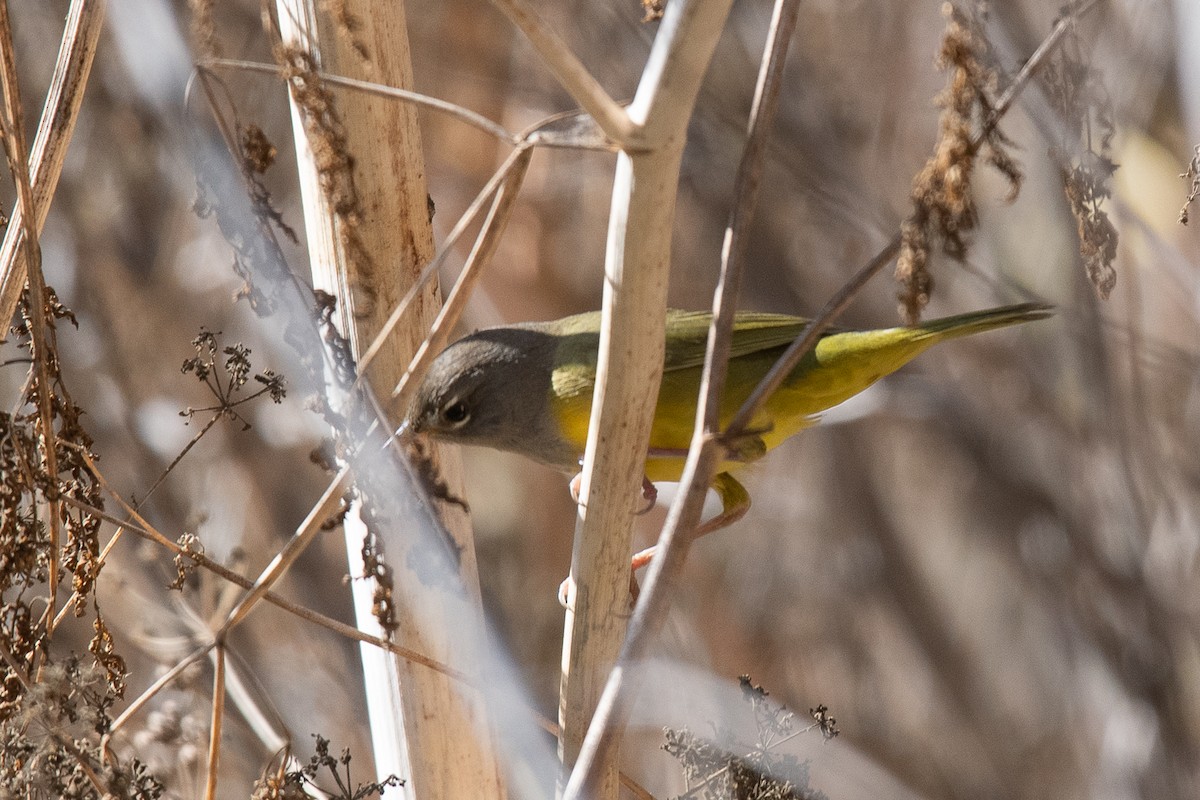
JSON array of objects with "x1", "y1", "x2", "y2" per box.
[{"x1": 441, "y1": 400, "x2": 470, "y2": 426}]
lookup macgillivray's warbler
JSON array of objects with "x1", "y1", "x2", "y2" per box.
[{"x1": 406, "y1": 303, "x2": 1052, "y2": 575}]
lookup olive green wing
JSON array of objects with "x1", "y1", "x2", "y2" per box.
[
  {"x1": 661, "y1": 310, "x2": 816, "y2": 372},
  {"x1": 537, "y1": 312, "x2": 603, "y2": 400},
  {"x1": 536, "y1": 308, "x2": 819, "y2": 396}
]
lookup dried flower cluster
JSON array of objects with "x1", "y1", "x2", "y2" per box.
[
  {"x1": 180, "y1": 328, "x2": 287, "y2": 429},
  {"x1": 1, "y1": 291, "x2": 163, "y2": 796},
  {"x1": 0, "y1": 659, "x2": 163, "y2": 798},
  {"x1": 897, "y1": 2, "x2": 1022, "y2": 324},
  {"x1": 662, "y1": 676, "x2": 832, "y2": 800},
  {"x1": 274, "y1": 45, "x2": 372, "y2": 281},
  {"x1": 1178, "y1": 144, "x2": 1200, "y2": 225},
  {"x1": 251, "y1": 734, "x2": 402, "y2": 800},
  {"x1": 1044, "y1": 6, "x2": 1118, "y2": 299}
]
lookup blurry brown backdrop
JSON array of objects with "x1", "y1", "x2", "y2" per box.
[{"x1": 5, "y1": 0, "x2": 1199, "y2": 797}]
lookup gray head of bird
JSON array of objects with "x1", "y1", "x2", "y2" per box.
[{"x1": 406, "y1": 326, "x2": 579, "y2": 470}]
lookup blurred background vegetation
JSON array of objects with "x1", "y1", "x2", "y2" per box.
[{"x1": 3, "y1": 0, "x2": 1199, "y2": 797}]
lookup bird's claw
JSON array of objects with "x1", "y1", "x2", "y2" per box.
[{"x1": 637, "y1": 476, "x2": 658, "y2": 515}]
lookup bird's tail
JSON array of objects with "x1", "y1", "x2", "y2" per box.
[{"x1": 917, "y1": 302, "x2": 1055, "y2": 341}]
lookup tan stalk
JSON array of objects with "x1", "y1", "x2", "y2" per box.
[
  {"x1": 561, "y1": 0, "x2": 795, "y2": 792},
  {"x1": 0, "y1": 0, "x2": 105, "y2": 326},
  {"x1": 203, "y1": 643, "x2": 227, "y2": 800},
  {"x1": 273, "y1": 0, "x2": 504, "y2": 795},
  {"x1": 0, "y1": 0, "x2": 62, "y2": 630}
]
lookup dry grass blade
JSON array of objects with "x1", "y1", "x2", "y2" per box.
[
  {"x1": 0, "y1": 0, "x2": 105, "y2": 326},
  {"x1": 0, "y1": 0, "x2": 62, "y2": 630}
]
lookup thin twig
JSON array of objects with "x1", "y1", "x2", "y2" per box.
[
  {"x1": 203, "y1": 57, "x2": 522, "y2": 145},
  {"x1": 986, "y1": 0, "x2": 1099, "y2": 125},
  {"x1": 385, "y1": 147, "x2": 533, "y2": 416},
  {"x1": 725, "y1": 234, "x2": 902, "y2": 437},
  {"x1": 60, "y1": 486, "x2": 471, "y2": 682},
  {"x1": 218, "y1": 466, "x2": 350, "y2": 633},
  {"x1": 203, "y1": 643, "x2": 226, "y2": 800},
  {"x1": 489, "y1": 0, "x2": 634, "y2": 145},
  {"x1": 102, "y1": 644, "x2": 214, "y2": 758},
  {"x1": 140, "y1": 414, "x2": 221, "y2": 504}
]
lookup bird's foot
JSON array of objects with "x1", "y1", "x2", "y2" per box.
[
  {"x1": 637, "y1": 476, "x2": 658, "y2": 515},
  {"x1": 568, "y1": 472, "x2": 657, "y2": 515}
]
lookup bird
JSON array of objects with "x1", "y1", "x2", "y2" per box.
[{"x1": 406, "y1": 303, "x2": 1053, "y2": 575}]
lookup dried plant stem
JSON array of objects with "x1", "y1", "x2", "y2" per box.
[
  {"x1": 203, "y1": 643, "x2": 227, "y2": 800},
  {"x1": 489, "y1": 0, "x2": 634, "y2": 145},
  {"x1": 986, "y1": 0, "x2": 1099, "y2": 126},
  {"x1": 726, "y1": 235, "x2": 902, "y2": 437},
  {"x1": 359, "y1": 143, "x2": 532, "y2": 398},
  {"x1": 141, "y1": 413, "x2": 221, "y2": 502},
  {"x1": 274, "y1": 0, "x2": 505, "y2": 792},
  {"x1": 562, "y1": 0, "x2": 798, "y2": 794},
  {"x1": 103, "y1": 644, "x2": 213, "y2": 756},
  {"x1": 0, "y1": 0, "x2": 105, "y2": 327},
  {"x1": 59, "y1": 485, "x2": 471, "y2": 682},
  {"x1": 0, "y1": 0, "x2": 63, "y2": 631},
  {"x1": 49, "y1": 402, "x2": 239, "y2": 629},
  {"x1": 204, "y1": 57, "x2": 520, "y2": 144},
  {"x1": 224, "y1": 469, "x2": 349, "y2": 632},
  {"x1": 557, "y1": 1, "x2": 736, "y2": 797}
]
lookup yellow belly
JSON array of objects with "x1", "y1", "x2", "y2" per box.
[{"x1": 554, "y1": 328, "x2": 935, "y2": 482}]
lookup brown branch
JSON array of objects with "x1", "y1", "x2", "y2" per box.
[
  {"x1": 0, "y1": 0, "x2": 105, "y2": 326},
  {"x1": 60, "y1": 481, "x2": 471, "y2": 683},
  {"x1": 0, "y1": 0, "x2": 62, "y2": 631},
  {"x1": 203, "y1": 643, "x2": 226, "y2": 800}
]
